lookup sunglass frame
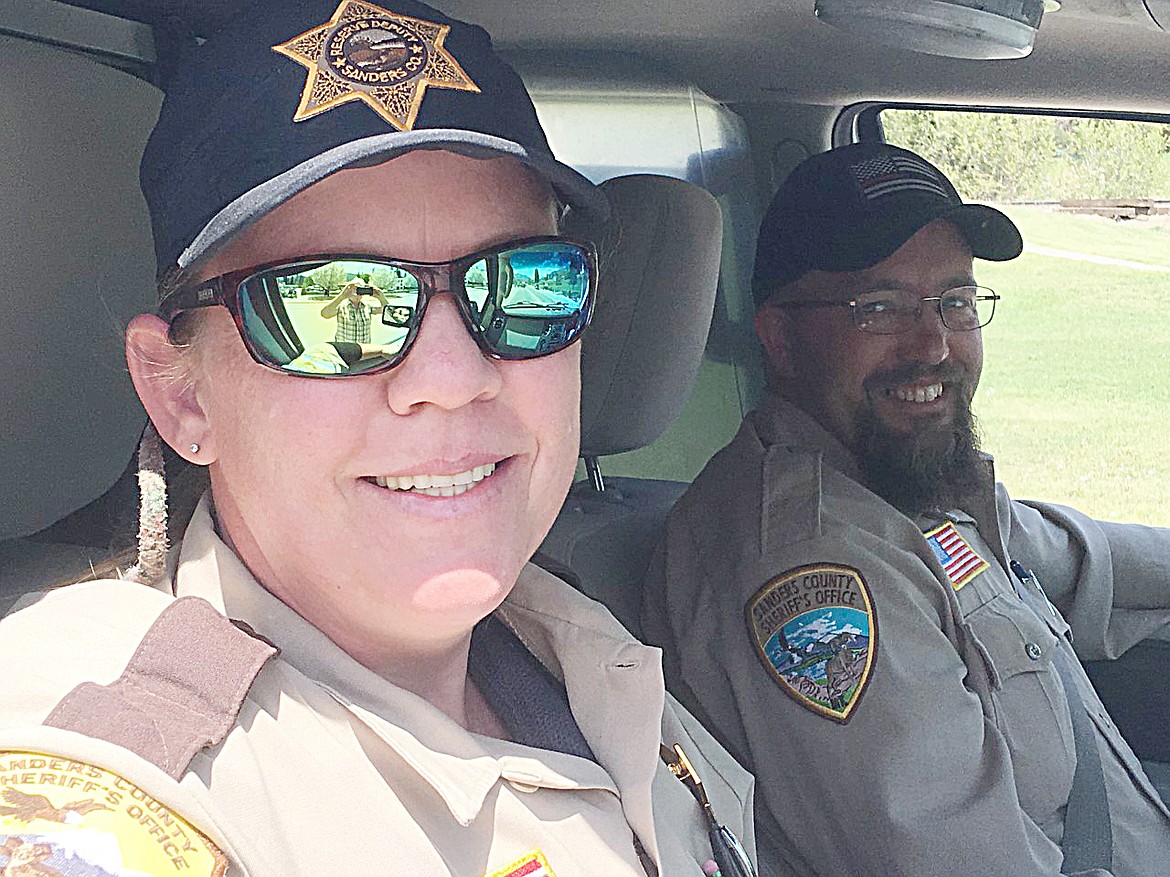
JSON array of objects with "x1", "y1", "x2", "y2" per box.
[{"x1": 157, "y1": 235, "x2": 598, "y2": 378}]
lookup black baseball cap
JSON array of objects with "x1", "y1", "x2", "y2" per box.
[
  {"x1": 752, "y1": 142, "x2": 1022, "y2": 304},
  {"x1": 140, "y1": 0, "x2": 607, "y2": 277}
]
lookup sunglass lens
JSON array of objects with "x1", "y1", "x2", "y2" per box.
[
  {"x1": 239, "y1": 260, "x2": 421, "y2": 375},
  {"x1": 467, "y1": 242, "x2": 592, "y2": 358}
]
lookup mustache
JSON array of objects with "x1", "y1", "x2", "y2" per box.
[{"x1": 862, "y1": 362, "x2": 972, "y2": 396}]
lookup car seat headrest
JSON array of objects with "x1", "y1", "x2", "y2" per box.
[
  {"x1": 563, "y1": 174, "x2": 722, "y2": 461},
  {"x1": 0, "y1": 36, "x2": 160, "y2": 540}
]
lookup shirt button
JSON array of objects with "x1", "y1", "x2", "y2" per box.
[{"x1": 1025, "y1": 642, "x2": 1043, "y2": 660}]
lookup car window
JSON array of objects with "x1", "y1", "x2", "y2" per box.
[
  {"x1": 880, "y1": 108, "x2": 1170, "y2": 524},
  {"x1": 530, "y1": 83, "x2": 760, "y2": 484}
]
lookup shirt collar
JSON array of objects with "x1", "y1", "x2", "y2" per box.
[
  {"x1": 752, "y1": 392, "x2": 1000, "y2": 505},
  {"x1": 498, "y1": 567, "x2": 668, "y2": 861},
  {"x1": 752, "y1": 391, "x2": 862, "y2": 479},
  {"x1": 170, "y1": 500, "x2": 666, "y2": 834}
]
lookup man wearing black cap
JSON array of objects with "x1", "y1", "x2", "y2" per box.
[
  {"x1": 0, "y1": 2, "x2": 758, "y2": 875},
  {"x1": 643, "y1": 142, "x2": 1170, "y2": 876}
]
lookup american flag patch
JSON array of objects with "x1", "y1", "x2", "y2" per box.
[
  {"x1": 923, "y1": 521, "x2": 989, "y2": 591},
  {"x1": 485, "y1": 850, "x2": 556, "y2": 877},
  {"x1": 851, "y1": 153, "x2": 952, "y2": 202}
]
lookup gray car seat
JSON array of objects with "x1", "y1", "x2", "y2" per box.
[
  {"x1": 0, "y1": 35, "x2": 159, "y2": 600},
  {"x1": 539, "y1": 174, "x2": 723, "y2": 637}
]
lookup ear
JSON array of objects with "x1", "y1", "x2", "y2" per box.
[
  {"x1": 754, "y1": 303, "x2": 796, "y2": 384},
  {"x1": 125, "y1": 314, "x2": 212, "y2": 463}
]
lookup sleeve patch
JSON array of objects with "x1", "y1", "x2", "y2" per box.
[
  {"x1": 923, "y1": 521, "x2": 989, "y2": 591},
  {"x1": 0, "y1": 751, "x2": 227, "y2": 876},
  {"x1": 745, "y1": 564, "x2": 878, "y2": 724}
]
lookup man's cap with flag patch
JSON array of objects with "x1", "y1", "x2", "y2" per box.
[
  {"x1": 140, "y1": 0, "x2": 607, "y2": 277},
  {"x1": 752, "y1": 142, "x2": 1022, "y2": 303}
]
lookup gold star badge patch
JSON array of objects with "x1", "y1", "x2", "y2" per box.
[{"x1": 273, "y1": 0, "x2": 480, "y2": 131}]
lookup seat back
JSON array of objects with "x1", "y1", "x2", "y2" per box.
[
  {"x1": 539, "y1": 174, "x2": 722, "y2": 635},
  {"x1": 0, "y1": 34, "x2": 160, "y2": 597}
]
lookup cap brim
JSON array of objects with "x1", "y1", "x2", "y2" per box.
[
  {"x1": 812, "y1": 199, "x2": 1022, "y2": 275},
  {"x1": 177, "y1": 129, "x2": 608, "y2": 271},
  {"x1": 943, "y1": 203, "x2": 1023, "y2": 262}
]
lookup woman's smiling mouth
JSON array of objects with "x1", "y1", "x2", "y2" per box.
[{"x1": 368, "y1": 462, "x2": 498, "y2": 497}]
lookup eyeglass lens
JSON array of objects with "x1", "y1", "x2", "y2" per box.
[
  {"x1": 853, "y1": 286, "x2": 995, "y2": 335},
  {"x1": 236, "y1": 241, "x2": 592, "y2": 376}
]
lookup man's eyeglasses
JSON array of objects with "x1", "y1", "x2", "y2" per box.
[
  {"x1": 773, "y1": 286, "x2": 1000, "y2": 335},
  {"x1": 158, "y1": 236, "x2": 597, "y2": 378}
]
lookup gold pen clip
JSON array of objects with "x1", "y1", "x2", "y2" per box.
[
  {"x1": 660, "y1": 742, "x2": 758, "y2": 877},
  {"x1": 660, "y1": 742, "x2": 714, "y2": 815}
]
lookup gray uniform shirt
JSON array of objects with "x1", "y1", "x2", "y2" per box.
[{"x1": 642, "y1": 393, "x2": 1170, "y2": 877}]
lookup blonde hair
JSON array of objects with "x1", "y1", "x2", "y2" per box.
[{"x1": 57, "y1": 275, "x2": 212, "y2": 587}]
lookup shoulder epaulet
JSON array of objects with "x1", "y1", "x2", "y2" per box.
[{"x1": 45, "y1": 595, "x2": 278, "y2": 779}]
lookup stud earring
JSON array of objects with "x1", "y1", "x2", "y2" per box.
[{"x1": 189, "y1": 443, "x2": 201, "y2": 454}]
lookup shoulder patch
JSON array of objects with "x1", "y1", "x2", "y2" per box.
[
  {"x1": 745, "y1": 564, "x2": 877, "y2": 723},
  {"x1": 485, "y1": 849, "x2": 556, "y2": 877},
  {"x1": 923, "y1": 521, "x2": 989, "y2": 591},
  {"x1": 0, "y1": 751, "x2": 227, "y2": 876}
]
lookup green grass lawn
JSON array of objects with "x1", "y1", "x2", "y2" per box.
[{"x1": 974, "y1": 206, "x2": 1170, "y2": 525}]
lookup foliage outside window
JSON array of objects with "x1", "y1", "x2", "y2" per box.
[{"x1": 882, "y1": 110, "x2": 1170, "y2": 201}]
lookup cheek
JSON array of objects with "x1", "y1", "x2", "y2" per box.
[
  {"x1": 955, "y1": 333, "x2": 984, "y2": 382},
  {"x1": 796, "y1": 322, "x2": 875, "y2": 402},
  {"x1": 508, "y1": 347, "x2": 581, "y2": 478},
  {"x1": 198, "y1": 341, "x2": 359, "y2": 485},
  {"x1": 838, "y1": 332, "x2": 906, "y2": 395}
]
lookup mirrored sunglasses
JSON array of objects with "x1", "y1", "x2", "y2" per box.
[{"x1": 158, "y1": 236, "x2": 597, "y2": 377}]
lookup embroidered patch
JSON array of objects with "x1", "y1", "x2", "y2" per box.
[
  {"x1": 924, "y1": 521, "x2": 989, "y2": 591},
  {"x1": 273, "y1": 0, "x2": 480, "y2": 130},
  {"x1": 0, "y1": 751, "x2": 227, "y2": 876},
  {"x1": 746, "y1": 564, "x2": 877, "y2": 723},
  {"x1": 485, "y1": 849, "x2": 556, "y2": 877}
]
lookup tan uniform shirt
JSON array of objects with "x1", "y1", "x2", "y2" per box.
[
  {"x1": 642, "y1": 394, "x2": 1170, "y2": 877},
  {"x1": 0, "y1": 503, "x2": 755, "y2": 876}
]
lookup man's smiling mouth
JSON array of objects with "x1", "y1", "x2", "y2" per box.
[
  {"x1": 884, "y1": 382, "x2": 944, "y2": 404},
  {"x1": 368, "y1": 462, "x2": 498, "y2": 497}
]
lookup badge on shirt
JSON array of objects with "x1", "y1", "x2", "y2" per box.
[
  {"x1": 745, "y1": 564, "x2": 877, "y2": 723},
  {"x1": 485, "y1": 849, "x2": 556, "y2": 877},
  {"x1": 273, "y1": 0, "x2": 480, "y2": 130},
  {"x1": 923, "y1": 521, "x2": 989, "y2": 591},
  {"x1": 0, "y1": 751, "x2": 227, "y2": 876}
]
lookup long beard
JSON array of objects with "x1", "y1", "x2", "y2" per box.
[{"x1": 853, "y1": 367, "x2": 988, "y2": 518}]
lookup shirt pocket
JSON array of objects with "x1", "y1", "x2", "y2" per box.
[{"x1": 964, "y1": 594, "x2": 1076, "y2": 822}]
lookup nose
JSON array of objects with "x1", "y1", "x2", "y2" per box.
[
  {"x1": 897, "y1": 301, "x2": 950, "y2": 366},
  {"x1": 383, "y1": 293, "x2": 502, "y2": 415}
]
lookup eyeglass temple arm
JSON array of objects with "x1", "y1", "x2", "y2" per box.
[
  {"x1": 772, "y1": 300, "x2": 852, "y2": 309},
  {"x1": 157, "y1": 278, "x2": 224, "y2": 319}
]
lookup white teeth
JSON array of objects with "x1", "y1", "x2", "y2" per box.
[
  {"x1": 372, "y1": 462, "x2": 496, "y2": 495},
  {"x1": 892, "y1": 383, "x2": 943, "y2": 403}
]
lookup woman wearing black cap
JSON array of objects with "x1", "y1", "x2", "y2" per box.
[{"x1": 0, "y1": 2, "x2": 757, "y2": 875}]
